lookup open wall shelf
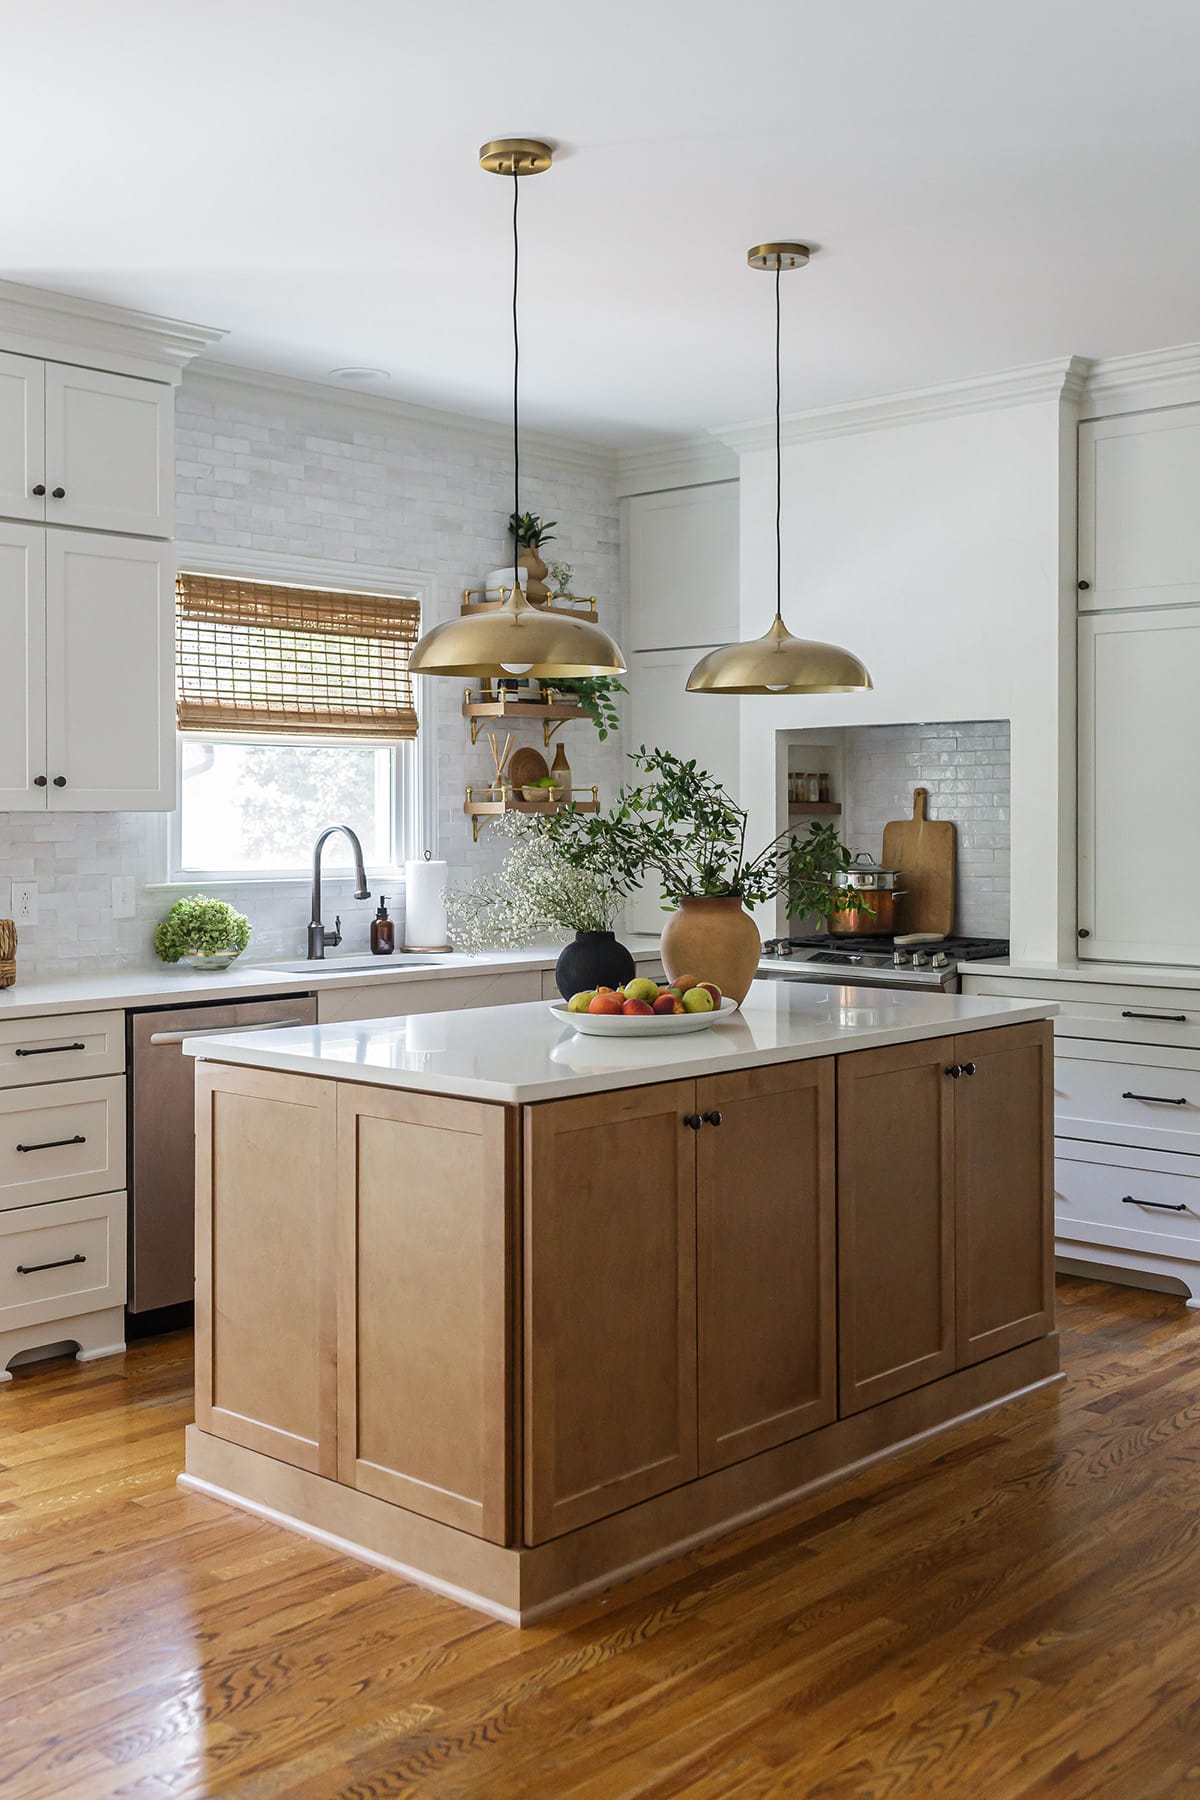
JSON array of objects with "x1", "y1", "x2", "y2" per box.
[
  {"x1": 463, "y1": 694, "x2": 589, "y2": 746},
  {"x1": 464, "y1": 785, "x2": 600, "y2": 842}
]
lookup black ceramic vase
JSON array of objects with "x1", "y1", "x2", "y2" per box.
[{"x1": 555, "y1": 931, "x2": 636, "y2": 1001}]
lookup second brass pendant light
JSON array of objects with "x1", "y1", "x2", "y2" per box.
[
  {"x1": 409, "y1": 139, "x2": 625, "y2": 681},
  {"x1": 686, "y1": 245, "x2": 872, "y2": 696}
]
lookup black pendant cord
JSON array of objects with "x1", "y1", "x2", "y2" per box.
[
  {"x1": 512, "y1": 168, "x2": 520, "y2": 572},
  {"x1": 775, "y1": 260, "x2": 782, "y2": 624}
]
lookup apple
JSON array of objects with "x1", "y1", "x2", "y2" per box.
[
  {"x1": 682, "y1": 987, "x2": 715, "y2": 1013},
  {"x1": 697, "y1": 981, "x2": 722, "y2": 1006},
  {"x1": 567, "y1": 989, "x2": 597, "y2": 1013},
  {"x1": 623, "y1": 977, "x2": 660, "y2": 1005},
  {"x1": 588, "y1": 992, "x2": 624, "y2": 1015},
  {"x1": 671, "y1": 973, "x2": 700, "y2": 993},
  {"x1": 653, "y1": 993, "x2": 685, "y2": 1015},
  {"x1": 621, "y1": 997, "x2": 654, "y2": 1016}
]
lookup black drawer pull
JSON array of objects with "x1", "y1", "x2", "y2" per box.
[
  {"x1": 1121, "y1": 1195, "x2": 1188, "y2": 1214},
  {"x1": 1122, "y1": 1090, "x2": 1188, "y2": 1106},
  {"x1": 701, "y1": 1110, "x2": 723, "y2": 1127},
  {"x1": 15, "y1": 1134, "x2": 86, "y2": 1154},
  {"x1": 683, "y1": 1113, "x2": 703, "y2": 1131},
  {"x1": 16, "y1": 1252, "x2": 86, "y2": 1275},
  {"x1": 1121, "y1": 1011, "x2": 1188, "y2": 1024},
  {"x1": 14, "y1": 1042, "x2": 86, "y2": 1058}
]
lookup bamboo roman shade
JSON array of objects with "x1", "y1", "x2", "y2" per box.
[{"x1": 176, "y1": 574, "x2": 421, "y2": 741}]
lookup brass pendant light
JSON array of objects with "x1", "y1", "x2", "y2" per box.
[
  {"x1": 686, "y1": 244, "x2": 872, "y2": 696},
  {"x1": 409, "y1": 140, "x2": 625, "y2": 680}
]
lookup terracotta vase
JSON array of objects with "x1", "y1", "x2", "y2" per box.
[
  {"x1": 660, "y1": 896, "x2": 762, "y2": 1007},
  {"x1": 518, "y1": 546, "x2": 550, "y2": 602}
]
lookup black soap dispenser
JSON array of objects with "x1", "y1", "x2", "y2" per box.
[{"x1": 370, "y1": 897, "x2": 395, "y2": 956}]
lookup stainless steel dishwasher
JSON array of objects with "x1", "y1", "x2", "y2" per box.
[{"x1": 128, "y1": 993, "x2": 317, "y2": 1314}]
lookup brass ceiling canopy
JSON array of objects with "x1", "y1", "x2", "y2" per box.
[
  {"x1": 410, "y1": 136, "x2": 625, "y2": 681},
  {"x1": 409, "y1": 586, "x2": 625, "y2": 680},
  {"x1": 687, "y1": 241, "x2": 872, "y2": 698}
]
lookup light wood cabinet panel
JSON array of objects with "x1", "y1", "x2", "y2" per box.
[
  {"x1": 336, "y1": 1085, "x2": 513, "y2": 1543},
  {"x1": 0, "y1": 351, "x2": 45, "y2": 523},
  {"x1": 195, "y1": 1064, "x2": 337, "y2": 1477},
  {"x1": 44, "y1": 529, "x2": 175, "y2": 810},
  {"x1": 523, "y1": 1080, "x2": 698, "y2": 1543},
  {"x1": 837, "y1": 1039, "x2": 956, "y2": 1415},
  {"x1": 696, "y1": 1059, "x2": 836, "y2": 1474},
  {"x1": 43, "y1": 363, "x2": 173, "y2": 537},
  {"x1": 1078, "y1": 407, "x2": 1200, "y2": 611},
  {"x1": 954, "y1": 1022, "x2": 1054, "y2": 1366},
  {"x1": 0, "y1": 522, "x2": 45, "y2": 809}
]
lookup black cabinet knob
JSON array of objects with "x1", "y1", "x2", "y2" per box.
[
  {"x1": 1078, "y1": 928, "x2": 1091, "y2": 939},
  {"x1": 51, "y1": 486, "x2": 65, "y2": 499},
  {"x1": 683, "y1": 1114, "x2": 703, "y2": 1131},
  {"x1": 945, "y1": 1064, "x2": 963, "y2": 1078},
  {"x1": 962, "y1": 1061, "x2": 977, "y2": 1077},
  {"x1": 33, "y1": 775, "x2": 46, "y2": 787},
  {"x1": 31, "y1": 483, "x2": 45, "y2": 496},
  {"x1": 701, "y1": 1110, "x2": 723, "y2": 1127},
  {"x1": 1077, "y1": 579, "x2": 1091, "y2": 591},
  {"x1": 52, "y1": 776, "x2": 66, "y2": 788}
]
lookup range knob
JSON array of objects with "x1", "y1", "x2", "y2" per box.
[
  {"x1": 893, "y1": 949, "x2": 910, "y2": 967},
  {"x1": 930, "y1": 951, "x2": 949, "y2": 969},
  {"x1": 911, "y1": 951, "x2": 930, "y2": 968}
]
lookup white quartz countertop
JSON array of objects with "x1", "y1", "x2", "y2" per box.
[
  {"x1": 968, "y1": 957, "x2": 1200, "y2": 990},
  {"x1": 183, "y1": 980, "x2": 1057, "y2": 1105},
  {"x1": 0, "y1": 937, "x2": 666, "y2": 1022}
]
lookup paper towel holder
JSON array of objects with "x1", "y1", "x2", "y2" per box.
[{"x1": 403, "y1": 851, "x2": 454, "y2": 954}]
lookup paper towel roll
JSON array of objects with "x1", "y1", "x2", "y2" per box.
[{"x1": 404, "y1": 857, "x2": 450, "y2": 950}]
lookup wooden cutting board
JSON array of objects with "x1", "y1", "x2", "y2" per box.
[{"x1": 882, "y1": 787, "x2": 956, "y2": 937}]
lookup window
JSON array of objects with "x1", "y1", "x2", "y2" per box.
[{"x1": 170, "y1": 565, "x2": 427, "y2": 882}]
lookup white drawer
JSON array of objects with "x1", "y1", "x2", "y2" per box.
[
  {"x1": 1055, "y1": 1141, "x2": 1200, "y2": 1260},
  {"x1": 0, "y1": 1191, "x2": 126, "y2": 1330},
  {"x1": 1055, "y1": 1047, "x2": 1200, "y2": 1156},
  {"x1": 965, "y1": 976, "x2": 1200, "y2": 1052},
  {"x1": 0, "y1": 1076, "x2": 126, "y2": 1209},
  {"x1": 316, "y1": 970, "x2": 541, "y2": 1024},
  {"x1": 0, "y1": 1010, "x2": 125, "y2": 1089}
]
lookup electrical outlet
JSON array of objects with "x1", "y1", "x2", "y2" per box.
[
  {"x1": 111, "y1": 875, "x2": 136, "y2": 921},
  {"x1": 12, "y1": 882, "x2": 37, "y2": 926}
]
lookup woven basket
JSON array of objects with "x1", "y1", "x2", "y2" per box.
[{"x1": 0, "y1": 919, "x2": 14, "y2": 989}]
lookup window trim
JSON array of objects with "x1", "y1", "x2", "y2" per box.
[{"x1": 164, "y1": 545, "x2": 438, "y2": 887}]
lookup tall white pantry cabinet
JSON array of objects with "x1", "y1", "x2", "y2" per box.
[{"x1": 0, "y1": 291, "x2": 222, "y2": 813}]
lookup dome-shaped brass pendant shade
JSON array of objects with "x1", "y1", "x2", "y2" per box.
[
  {"x1": 686, "y1": 614, "x2": 871, "y2": 694},
  {"x1": 409, "y1": 585, "x2": 625, "y2": 679}
]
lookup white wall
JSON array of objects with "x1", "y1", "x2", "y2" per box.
[{"x1": 736, "y1": 396, "x2": 1076, "y2": 961}]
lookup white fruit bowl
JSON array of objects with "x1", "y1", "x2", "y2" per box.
[{"x1": 549, "y1": 997, "x2": 738, "y2": 1037}]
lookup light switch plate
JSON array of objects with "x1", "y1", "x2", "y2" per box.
[
  {"x1": 12, "y1": 882, "x2": 37, "y2": 926},
  {"x1": 112, "y1": 875, "x2": 136, "y2": 921}
]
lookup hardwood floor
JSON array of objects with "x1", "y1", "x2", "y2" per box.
[{"x1": 1, "y1": 1276, "x2": 1198, "y2": 1799}]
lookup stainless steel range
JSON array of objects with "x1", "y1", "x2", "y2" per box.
[{"x1": 757, "y1": 933, "x2": 1010, "y2": 993}]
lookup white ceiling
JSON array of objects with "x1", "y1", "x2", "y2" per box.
[{"x1": 7, "y1": 0, "x2": 1200, "y2": 446}]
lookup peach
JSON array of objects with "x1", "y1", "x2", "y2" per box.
[{"x1": 621, "y1": 997, "x2": 654, "y2": 1016}]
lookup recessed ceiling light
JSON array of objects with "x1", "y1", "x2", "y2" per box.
[{"x1": 327, "y1": 366, "x2": 390, "y2": 384}]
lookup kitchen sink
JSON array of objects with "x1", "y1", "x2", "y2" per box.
[{"x1": 268, "y1": 956, "x2": 448, "y2": 974}]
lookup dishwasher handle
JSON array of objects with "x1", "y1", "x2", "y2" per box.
[{"x1": 148, "y1": 1018, "x2": 308, "y2": 1047}]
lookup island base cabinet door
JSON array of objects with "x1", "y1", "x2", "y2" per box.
[
  {"x1": 838, "y1": 1041, "x2": 956, "y2": 1416},
  {"x1": 696, "y1": 1060, "x2": 837, "y2": 1474},
  {"x1": 195, "y1": 1065, "x2": 337, "y2": 1478},
  {"x1": 523, "y1": 1082, "x2": 698, "y2": 1544},
  {"x1": 955, "y1": 1022, "x2": 1054, "y2": 1366},
  {"x1": 336, "y1": 1086, "x2": 514, "y2": 1545}
]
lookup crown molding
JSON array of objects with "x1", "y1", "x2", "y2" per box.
[
  {"x1": 615, "y1": 436, "x2": 739, "y2": 496},
  {"x1": 184, "y1": 359, "x2": 621, "y2": 483},
  {"x1": 0, "y1": 279, "x2": 226, "y2": 383},
  {"x1": 714, "y1": 355, "x2": 1093, "y2": 455},
  {"x1": 1080, "y1": 341, "x2": 1200, "y2": 419}
]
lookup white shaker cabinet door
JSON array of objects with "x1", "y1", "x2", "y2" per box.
[
  {"x1": 625, "y1": 483, "x2": 740, "y2": 651},
  {"x1": 0, "y1": 352, "x2": 46, "y2": 524},
  {"x1": 1078, "y1": 606, "x2": 1200, "y2": 963},
  {"x1": 44, "y1": 364, "x2": 174, "y2": 539},
  {"x1": 0, "y1": 524, "x2": 47, "y2": 810},
  {"x1": 44, "y1": 531, "x2": 175, "y2": 811},
  {"x1": 1079, "y1": 407, "x2": 1200, "y2": 611}
]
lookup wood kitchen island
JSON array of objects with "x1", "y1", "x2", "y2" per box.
[{"x1": 182, "y1": 981, "x2": 1058, "y2": 1625}]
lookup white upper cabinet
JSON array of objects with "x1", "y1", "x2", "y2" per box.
[
  {"x1": 0, "y1": 352, "x2": 46, "y2": 523},
  {"x1": 0, "y1": 523, "x2": 46, "y2": 810},
  {"x1": 44, "y1": 532, "x2": 175, "y2": 810},
  {"x1": 1078, "y1": 406, "x2": 1200, "y2": 610},
  {"x1": 44, "y1": 364, "x2": 173, "y2": 538},
  {"x1": 625, "y1": 483, "x2": 740, "y2": 651},
  {"x1": 1078, "y1": 606, "x2": 1200, "y2": 964}
]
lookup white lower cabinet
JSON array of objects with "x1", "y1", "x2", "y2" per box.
[
  {"x1": 964, "y1": 969, "x2": 1200, "y2": 1307},
  {"x1": 0, "y1": 1191, "x2": 126, "y2": 1341}
]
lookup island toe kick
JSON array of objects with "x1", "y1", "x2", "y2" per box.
[{"x1": 183, "y1": 1004, "x2": 1059, "y2": 1625}]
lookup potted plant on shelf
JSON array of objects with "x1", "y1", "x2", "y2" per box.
[
  {"x1": 508, "y1": 512, "x2": 556, "y2": 602},
  {"x1": 445, "y1": 813, "x2": 637, "y2": 999},
  {"x1": 542, "y1": 674, "x2": 626, "y2": 742},
  {"x1": 154, "y1": 895, "x2": 251, "y2": 973},
  {"x1": 545, "y1": 746, "x2": 863, "y2": 1005}
]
